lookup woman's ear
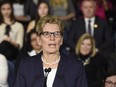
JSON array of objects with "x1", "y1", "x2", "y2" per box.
[{"x1": 37, "y1": 36, "x2": 42, "y2": 46}]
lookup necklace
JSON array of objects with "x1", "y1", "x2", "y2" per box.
[
  {"x1": 78, "y1": 57, "x2": 91, "y2": 66},
  {"x1": 41, "y1": 56, "x2": 60, "y2": 66}
]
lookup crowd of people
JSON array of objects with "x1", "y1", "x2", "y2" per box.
[{"x1": 0, "y1": 0, "x2": 116, "y2": 87}]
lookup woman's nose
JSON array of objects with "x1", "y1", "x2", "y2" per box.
[{"x1": 50, "y1": 34, "x2": 55, "y2": 40}]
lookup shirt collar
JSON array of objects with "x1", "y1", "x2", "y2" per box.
[{"x1": 85, "y1": 16, "x2": 95, "y2": 23}]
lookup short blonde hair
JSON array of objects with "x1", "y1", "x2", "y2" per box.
[
  {"x1": 75, "y1": 33, "x2": 96, "y2": 57},
  {"x1": 36, "y1": 15, "x2": 64, "y2": 35}
]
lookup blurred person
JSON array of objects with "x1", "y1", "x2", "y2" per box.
[
  {"x1": 95, "y1": 0, "x2": 113, "y2": 20},
  {"x1": 27, "y1": 1, "x2": 50, "y2": 33},
  {"x1": 0, "y1": 54, "x2": 9, "y2": 87},
  {"x1": 24, "y1": 0, "x2": 43, "y2": 20},
  {"x1": 17, "y1": 29, "x2": 42, "y2": 59},
  {"x1": 74, "y1": 0, "x2": 83, "y2": 19},
  {"x1": 45, "y1": 0, "x2": 75, "y2": 31},
  {"x1": 0, "y1": 0, "x2": 24, "y2": 60},
  {"x1": 76, "y1": 33, "x2": 107, "y2": 87},
  {"x1": 27, "y1": 29, "x2": 42, "y2": 56},
  {"x1": 14, "y1": 15, "x2": 87, "y2": 87},
  {"x1": 15, "y1": 29, "x2": 42, "y2": 75},
  {"x1": 68, "y1": 0, "x2": 113, "y2": 54},
  {"x1": 103, "y1": 70, "x2": 116, "y2": 87},
  {"x1": 13, "y1": 0, "x2": 27, "y2": 22}
]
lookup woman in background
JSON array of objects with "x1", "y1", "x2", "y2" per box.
[
  {"x1": 27, "y1": 1, "x2": 50, "y2": 33},
  {"x1": 46, "y1": 0, "x2": 75, "y2": 31},
  {"x1": 0, "y1": 0, "x2": 24, "y2": 60},
  {"x1": 76, "y1": 33, "x2": 107, "y2": 87},
  {"x1": 15, "y1": 29, "x2": 41, "y2": 74}
]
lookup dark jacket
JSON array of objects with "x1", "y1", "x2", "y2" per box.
[
  {"x1": 14, "y1": 52, "x2": 88, "y2": 87},
  {"x1": 77, "y1": 53, "x2": 107, "y2": 87}
]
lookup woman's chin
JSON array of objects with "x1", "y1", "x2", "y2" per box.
[{"x1": 45, "y1": 50, "x2": 59, "y2": 54}]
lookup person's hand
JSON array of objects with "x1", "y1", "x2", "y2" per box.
[
  {"x1": 59, "y1": 16, "x2": 67, "y2": 21},
  {"x1": 3, "y1": 35, "x2": 12, "y2": 42}
]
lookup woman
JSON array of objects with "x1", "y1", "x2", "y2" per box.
[
  {"x1": 75, "y1": 33, "x2": 107, "y2": 87},
  {"x1": 15, "y1": 29, "x2": 42, "y2": 75},
  {"x1": 27, "y1": 1, "x2": 50, "y2": 33},
  {"x1": 16, "y1": 29, "x2": 42, "y2": 62},
  {"x1": 46, "y1": 0, "x2": 75, "y2": 30},
  {"x1": 24, "y1": 0, "x2": 43, "y2": 20},
  {"x1": 27, "y1": 29, "x2": 42, "y2": 56},
  {"x1": 14, "y1": 15, "x2": 87, "y2": 87},
  {"x1": 0, "y1": 54, "x2": 9, "y2": 87},
  {"x1": 103, "y1": 70, "x2": 116, "y2": 87},
  {"x1": 0, "y1": 0, "x2": 24, "y2": 60}
]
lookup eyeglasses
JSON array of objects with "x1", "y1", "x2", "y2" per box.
[
  {"x1": 105, "y1": 81, "x2": 116, "y2": 87},
  {"x1": 39, "y1": 31, "x2": 62, "y2": 38}
]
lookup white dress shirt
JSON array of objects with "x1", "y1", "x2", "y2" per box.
[
  {"x1": 0, "y1": 22, "x2": 24, "y2": 49},
  {"x1": 27, "y1": 50, "x2": 37, "y2": 56},
  {"x1": 43, "y1": 68, "x2": 57, "y2": 87},
  {"x1": 84, "y1": 17, "x2": 95, "y2": 36},
  {"x1": 0, "y1": 54, "x2": 9, "y2": 87}
]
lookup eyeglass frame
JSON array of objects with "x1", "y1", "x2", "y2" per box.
[
  {"x1": 38, "y1": 31, "x2": 63, "y2": 38},
  {"x1": 105, "y1": 80, "x2": 116, "y2": 87}
]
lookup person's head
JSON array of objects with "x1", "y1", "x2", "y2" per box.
[
  {"x1": 81, "y1": 0, "x2": 96, "y2": 18},
  {"x1": 0, "y1": 0, "x2": 14, "y2": 24},
  {"x1": 27, "y1": 29, "x2": 41, "y2": 52},
  {"x1": 36, "y1": 15, "x2": 64, "y2": 54},
  {"x1": 104, "y1": 70, "x2": 116, "y2": 87},
  {"x1": 36, "y1": 1, "x2": 50, "y2": 20},
  {"x1": 76, "y1": 33, "x2": 96, "y2": 57}
]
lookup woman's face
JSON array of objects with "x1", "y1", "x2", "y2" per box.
[
  {"x1": 31, "y1": 33, "x2": 41, "y2": 51},
  {"x1": 1, "y1": 3, "x2": 12, "y2": 18},
  {"x1": 38, "y1": 23, "x2": 63, "y2": 54},
  {"x1": 38, "y1": 3, "x2": 49, "y2": 18},
  {"x1": 80, "y1": 39, "x2": 92, "y2": 55},
  {"x1": 105, "y1": 75, "x2": 116, "y2": 87}
]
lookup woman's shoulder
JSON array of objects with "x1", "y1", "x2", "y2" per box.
[
  {"x1": 93, "y1": 52, "x2": 105, "y2": 59},
  {"x1": 61, "y1": 53, "x2": 83, "y2": 67},
  {"x1": 91, "y1": 52, "x2": 106, "y2": 65},
  {"x1": 28, "y1": 20, "x2": 36, "y2": 26},
  {"x1": 27, "y1": 20, "x2": 36, "y2": 33}
]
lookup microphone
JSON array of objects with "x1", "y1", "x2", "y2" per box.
[
  {"x1": 44, "y1": 68, "x2": 51, "y2": 87},
  {"x1": 45, "y1": 68, "x2": 51, "y2": 74}
]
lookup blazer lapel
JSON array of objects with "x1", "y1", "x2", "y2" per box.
[
  {"x1": 93, "y1": 17, "x2": 99, "y2": 38},
  {"x1": 81, "y1": 18, "x2": 86, "y2": 34},
  {"x1": 32, "y1": 53, "x2": 44, "y2": 87},
  {"x1": 53, "y1": 54, "x2": 67, "y2": 87}
]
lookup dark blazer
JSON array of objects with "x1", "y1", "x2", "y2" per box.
[
  {"x1": 67, "y1": 17, "x2": 113, "y2": 53},
  {"x1": 14, "y1": 52, "x2": 88, "y2": 87},
  {"x1": 77, "y1": 53, "x2": 107, "y2": 87}
]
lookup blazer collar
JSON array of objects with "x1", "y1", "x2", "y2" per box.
[
  {"x1": 53, "y1": 53, "x2": 67, "y2": 87},
  {"x1": 32, "y1": 53, "x2": 44, "y2": 87},
  {"x1": 32, "y1": 53, "x2": 67, "y2": 87}
]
